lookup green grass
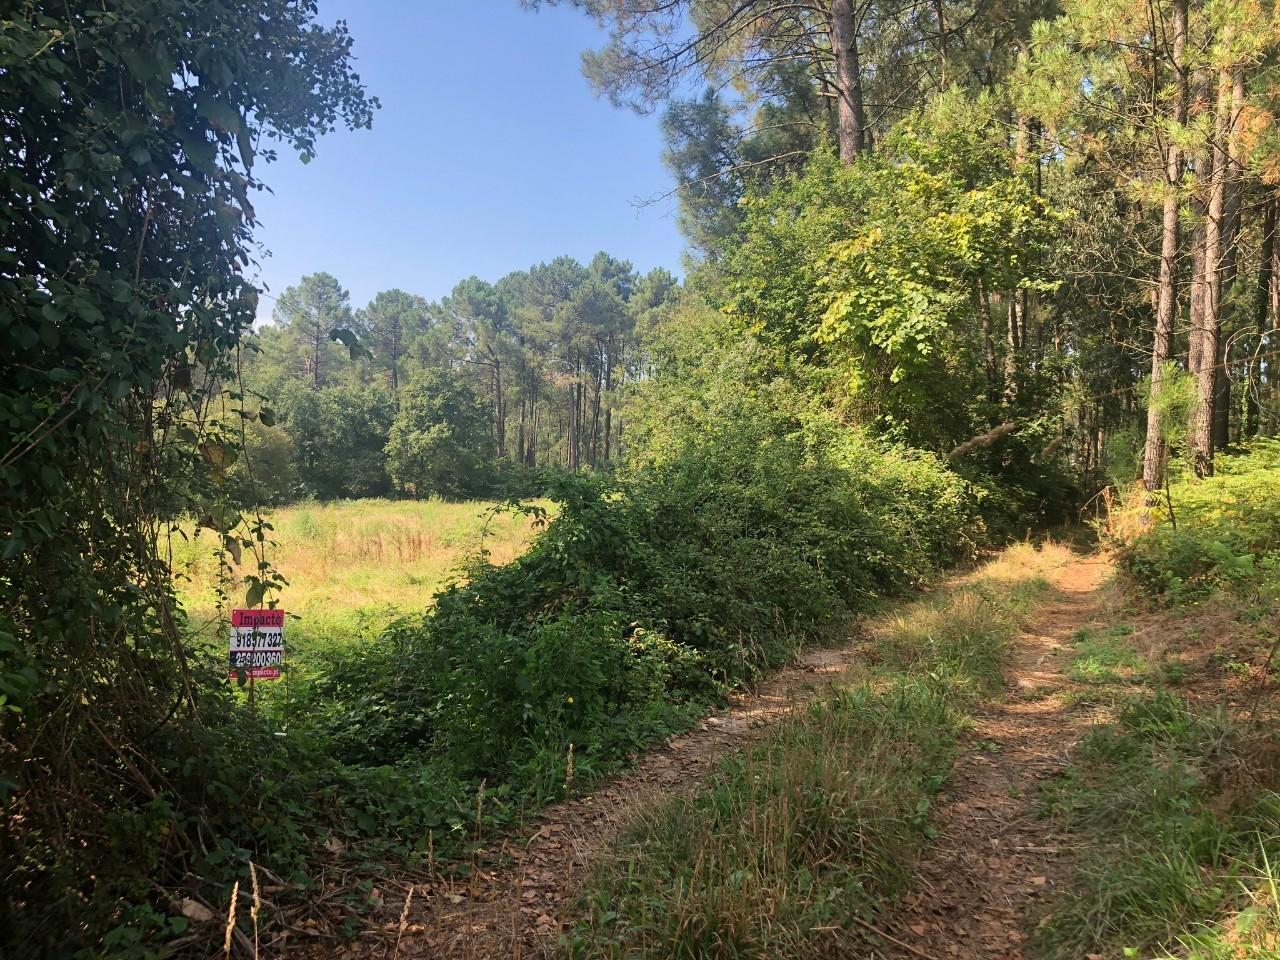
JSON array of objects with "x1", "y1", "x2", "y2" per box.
[
  {"x1": 1067, "y1": 624, "x2": 1144, "y2": 684},
  {"x1": 1038, "y1": 465, "x2": 1280, "y2": 959},
  {"x1": 563, "y1": 542, "x2": 1067, "y2": 959},
  {"x1": 170, "y1": 497, "x2": 545, "y2": 673},
  {"x1": 1045, "y1": 446, "x2": 1280, "y2": 958},
  {"x1": 1155, "y1": 841, "x2": 1280, "y2": 959},
  {"x1": 1035, "y1": 671, "x2": 1280, "y2": 959}
]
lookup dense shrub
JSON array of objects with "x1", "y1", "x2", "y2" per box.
[{"x1": 293, "y1": 408, "x2": 990, "y2": 803}]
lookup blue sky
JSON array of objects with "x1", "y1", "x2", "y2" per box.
[{"x1": 250, "y1": 1, "x2": 688, "y2": 320}]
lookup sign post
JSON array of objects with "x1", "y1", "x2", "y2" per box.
[{"x1": 229, "y1": 610, "x2": 285, "y2": 713}]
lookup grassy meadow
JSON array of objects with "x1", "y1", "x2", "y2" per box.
[{"x1": 171, "y1": 498, "x2": 546, "y2": 674}]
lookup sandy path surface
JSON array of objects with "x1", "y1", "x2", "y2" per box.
[{"x1": 372, "y1": 644, "x2": 869, "y2": 958}]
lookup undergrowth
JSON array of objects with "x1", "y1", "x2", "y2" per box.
[
  {"x1": 562, "y1": 542, "x2": 1064, "y2": 959},
  {"x1": 290, "y1": 417, "x2": 989, "y2": 813},
  {"x1": 1119, "y1": 440, "x2": 1280, "y2": 607}
]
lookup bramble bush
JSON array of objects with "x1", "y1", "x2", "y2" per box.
[{"x1": 292, "y1": 395, "x2": 992, "y2": 806}]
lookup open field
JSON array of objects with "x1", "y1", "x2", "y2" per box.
[{"x1": 171, "y1": 498, "x2": 546, "y2": 670}]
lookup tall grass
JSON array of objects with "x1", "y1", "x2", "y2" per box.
[
  {"x1": 1159, "y1": 839, "x2": 1280, "y2": 959},
  {"x1": 565, "y1": 542, "x2": 1066, "y2": 959},
  {"x1": 170, "y1": 497, "x2": 545, "y2": 672}
]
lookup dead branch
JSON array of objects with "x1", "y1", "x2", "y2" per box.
[{"x1": 947, "y1": 422, "x2": 1019, "y2": 461}]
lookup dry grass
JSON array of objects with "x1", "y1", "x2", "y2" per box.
[
  {"x1": 967, "y1": 539, "x2": 1076, "y2": 585},
  {"x1": 171, "y1": 497, "x2": 547, "y2": 664}
]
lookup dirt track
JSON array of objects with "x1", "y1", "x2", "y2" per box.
[
  {"x1": 875, "y1": 555, "x2": 1113, "y2": 959},
  {"x1": 369, "y1": 643, "x2": 870, "y2": 959}
]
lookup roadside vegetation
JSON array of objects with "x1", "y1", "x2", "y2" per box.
[
  {"x1": 1033, "y1": 446, "x2": 1280, "y2": 960},
  {"x1": 287, "y1": 386, "x2": 994, "y2": 826}
]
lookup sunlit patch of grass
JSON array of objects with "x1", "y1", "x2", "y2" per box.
[
  {"x1": 565, "y1": 542, "x2": 1061, "y2": 960},
  {"x1": 1068, "y1": 625, "x2": 1145, "y2": 685},
  {"x1": 170, "y1": 497, "x2": 547, "y2": 671},
  {"x1": 977, "y1": 539, "x2": 1073, "y2": 581},
  {"x1": 873, "y1": 587, "x2": 1013, "y2": 700}
]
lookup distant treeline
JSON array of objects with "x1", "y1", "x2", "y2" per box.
[{"x1": 235, "y1": 254, "x2": 678, "y2": 502}]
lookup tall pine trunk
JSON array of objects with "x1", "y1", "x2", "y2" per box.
[
  {"x1": 493, "y1": 357, "x2": 505, "y2": 460},
  {"x1": 517, "y1": 390, "x2": 527, "y2": 466},
  {"x1": 1143, "y1": 0, "x2": 1187, "y2": 495},
  {"x1": 830, "y1": 0, "x2": 866, "y2": 162},
  {"x1": 589, "y1": 340, "x2": 604, "y2": 467},
  {"x1": 1190, "y1": 58, "x2": 1238, "y2": 477},
  {"x1": 602, "y1": 343, "x2": 614, "y2": 461},
  {"x1": 1211, "y1": 70, "x2": 1248, "y2": 451},
  {"x1": 528, "y1": 391, "x2": 539, "y2": 467},
  {"x1": 1246, "y1": 195, "x2": 1277, "y2": 436}
]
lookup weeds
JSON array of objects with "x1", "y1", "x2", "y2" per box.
[
  {"x1": 1157, "y1": 839, "x2": 1280, "y2": 959},
  {"x1": 1116, "y1": 441, "x2": 1280, "y2": 606},
  {"x1": 1067, "y1": 625, "x2": 1144, "y2": 685}
]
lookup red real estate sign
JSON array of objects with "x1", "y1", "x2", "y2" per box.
[{"x1": 229, "y1": 608, "x2": 285, "y2": 680}]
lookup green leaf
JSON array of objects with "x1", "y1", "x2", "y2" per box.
[
  {"x1": 236, "y1": 127, "x2": 255, "y2": 170},
  {"x1": 245, "y1": 580, "x2": 267, "y2": 608},
  {"x1": 198, "y1": 94, "x2": 242, "y2": 135},
  {"x1": 330, "y1": 327, "x2": 373, "y2": 361}
]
